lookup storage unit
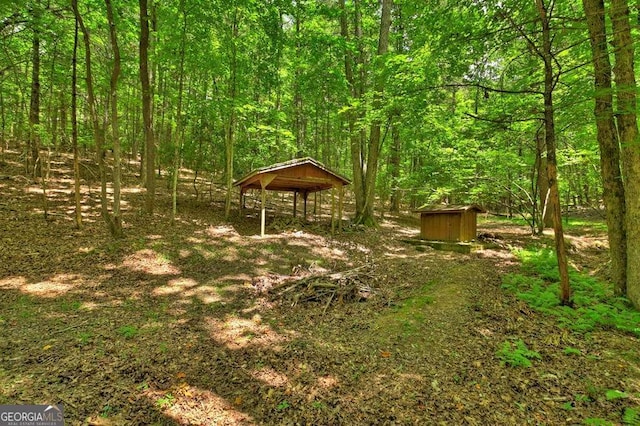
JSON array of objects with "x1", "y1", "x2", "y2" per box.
[{"x1": 414, "y1": 205, "x2": 485, "y2": 242}]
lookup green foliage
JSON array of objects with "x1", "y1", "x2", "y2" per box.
[
  {"x1": 605, "y1": 389, "x2": 629, "y2": 401},
  {"x1": 496, "y1": 339, "x2": 541, "y2": 368},
  {"x1": 117, "y1": 325, "x2": 139, "y2": 339},
  {"x1": 100, "y1": 404, "x2": 113, "y2": 418},
  {"x1": 276, "y1": 400, "x2": 290, "y2": 411},
  {"x1": 502, "y1": 249, "x2": 640, "y2": 337},
  {"x1": 623, "y1": 407, "x2": 640, "y2": 425},
  {"x1": 583, "y1": 419, "x2": 614, "y2": 426},
  {"x1": 375, "y1": 282, "x2": 435, "y2": 338},
  {"x1": 156, "y1": 393, "x2": 174, "y2": 409},
  {"x1": 563, "y1": 347, "x2": 581, "y2": 356}
]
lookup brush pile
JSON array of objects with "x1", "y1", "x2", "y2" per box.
[{"x1": 253, "y1": 263, "x2": 377, "y2": 310}]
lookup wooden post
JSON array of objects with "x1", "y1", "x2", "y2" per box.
[
  {"x1": 331, "y1": 185, "x2": 336, "y2": 234},
  {"x1": 260, "y1": 174, "x2": 276, "y2": 237},
  {"x1": 303, "y1": 191, "x2": 308, "y2": 221},
  {"x1": 293, "y1": 191, "x2": 297, "y2": 218},
  {"x1": 338, "y1": 184, "x2": 343, "y2": 232},
  {"x1": 238, "y1": 188, "x2": 244, "y2": 217}
]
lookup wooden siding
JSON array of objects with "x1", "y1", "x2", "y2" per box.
[{"x1": 420, "y1": 211, "x2": 479, "y2": 242}]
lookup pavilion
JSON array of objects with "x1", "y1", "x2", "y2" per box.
[{"x1": 233, "y1": 157, "x2": 351, "y2": 236}]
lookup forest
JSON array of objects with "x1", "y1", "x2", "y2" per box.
[{"x1": 1, "y1": 0, "x2": 640, "y2": 424}]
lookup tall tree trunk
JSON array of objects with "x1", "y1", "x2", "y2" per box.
[
  {"x1": 339, "y1": 0, "x2": 365, "y2": 218},
  {"x1": 172, "y1": 0, "x2": 187, "y2": 224},
  {"x1": 224, "y1": 6, "x2": 238, "y2": 220},
  {"x1": 72, "y1": 17, "x2": 82, "y2": 229},
  {"x1": 389, "y1": 123, "x2": 401, "y2": 213},
  {"x1": 29, "y1": 30, "x2": 40, "y2": 177},
  {"x1": 358, "y1": 0, "x2": 393, "y2": 226},
  {"x1": 0, "y1": 86, "x2": 5, "y2": 163},
  {"x1": 537, "y1": 0, "x2": 571, "y2": 305},
  {"x1": 105, "y1": 0, "x2": 123, "y2": 237},
  {"x1": 611, "y1": 0, "x2": 640, "y2": 308},
  {"x1": 140, "y1": 0, "x2": 155, "y2": 215},
  {"x1": 72, "y1": 0, "x2": 113, "y2": 233},
  {"x1": 582, "y1": 0, "x2": 627, "y2": 296},
  {"x1": 293, "y1": 3, "x2": 304, "y2": 157}
]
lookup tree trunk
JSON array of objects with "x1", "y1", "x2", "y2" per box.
[
  {"x1": 140, "y1": 0, "x2": 155, "y2": 215},
  {"x1": 357, "y1": 0, "x2": 393, "y2": 226},
  {"x1": 29, "y1": 30, "x2": 40, "y2": 177},
  {"x1": 73, "y1": 0, "x2": 115, "y2": 234},
  {"x1": 105, "y1": 0, "x2": 123, "y2": 237},
  {"x1": 340, "y1": 0, "x2": 365, "y2": 218},
  {"x1": 224, "y1": 6, "x2": 238, "y2": 220},
  {"x1": 611, "y1": 0, "x2": 640, "y2": 308},
  {"x1": 537, "y1": 0, "x2": 571, "y2": 305},
  {"x1": 582, "y1": 0, "x2": 627, "y2": 296},
  {"x1": 72, "y1": 16, "x2": 82, "y2": 229},
  {"x1": 172, "y1": 0, "x2": 187, "y2": 224},
  {"x1": 389, "y1": 123, "x2": 401, "y2": 213}
]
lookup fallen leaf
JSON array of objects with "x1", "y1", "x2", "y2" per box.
[
  {"x1": 42, "y1": 344, "x2": 52, "y2": 351},
  {"x1": 176, "y1": 372, "x2": 186, "y2": 379},
  {"x1": 380, "y1": 351, "x2": 391, "y2": 358}
]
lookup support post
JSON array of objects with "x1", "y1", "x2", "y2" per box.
[
  {"x1": 259, "y1": 174, "x2": 276, "y2": 237},
  {"x1": 331, "y1": 185, "x2": 336, "y2": 234},
  {"x1": 293, "y1": 191, "x2": 297, "y2": 218},
  {"x1": 303, "y1": 191, "x2": 308, "y2": 221},
  {"x1": 238, "y1": 188, "x2": 244, "y2": 217},
  {"x1": 338, "y1": 185, "x2": 343, "y2": 232}
]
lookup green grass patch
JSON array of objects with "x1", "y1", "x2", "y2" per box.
[
  {"x1": 375, "y1": 283, "x2": 435, "y2": 339},
  {"x1": 563, "y1": 218, "x2": 608, "y2": 233},
  {"x1": 117, "y1": 325, "x2": 139, "y2": 339},
  {"x1": 502, "y1": 249, "x2": 640, "y2": 336},
  {"x1": 623, "y1": 407, "x2": 640, "y2": 425}
]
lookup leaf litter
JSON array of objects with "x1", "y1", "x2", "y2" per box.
[{"x1": 0, "y1": 149, "x2": 638, "y2": 425}]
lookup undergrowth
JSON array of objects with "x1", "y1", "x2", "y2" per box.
[
  {"x1": 496, "y1": 339, "x2": 541, "y2": 367},
  {"x1": 502, "y1": 249, "x2": 640, "y2": 337}
]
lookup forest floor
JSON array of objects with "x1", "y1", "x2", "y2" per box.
[{"x1": 0, "y1": 149, "x2": 639, "y2": 425}]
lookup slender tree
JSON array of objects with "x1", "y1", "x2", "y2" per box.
[
  {"x1": 105, "y1": 0, "x2": 123, "y2": 237},
  {"x1": 71, "y1": 16, "x2": 82, "y2": 229},
  {"x1": 140, "y1": 0, "x2": 155, "y2": 215}
]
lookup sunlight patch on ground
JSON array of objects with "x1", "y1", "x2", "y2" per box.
[
  {"x1": 317, "y1": 375, "x2": 339, "y2": 389},
  {"x1": 0, "y1": 276, "x2": 28, "y2": 290},
  {"x1": 206, "y1": 225, "x2": 240, "y2": 238},
  {"x1": 250, "y1": 367, "x2": 289, "y2": 387},
  {"x1": 153, "y1": 278, "x2": 199, "y2": 296},
  {"x1": 216, "y1": 274, "x2": 253, "y2": 284},
  {"x1": 0, "y1": 274, "x2": 84, "y2": 297},
  {"x1": 122, "y1": 249, "x2": 180, "y2": 276},
  {"x1": 205, "y1": 314, "x2": 288, "y2": 350},
  {"x1": 144, "y1": 385, "x2": 253, "y2": 425}
]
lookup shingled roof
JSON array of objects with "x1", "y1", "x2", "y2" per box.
[{"x1": 234, "y1": 157, "x2": 350, "y2": 193}]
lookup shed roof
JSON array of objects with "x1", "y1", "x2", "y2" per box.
[
  {"x1": 413, "y1": 204, "x2": 486, "y2": 214},
  {"x1": 234, "y1": 157, "x2": 351, "y2": 193}
]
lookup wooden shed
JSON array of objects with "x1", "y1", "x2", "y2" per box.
[
  {"x1": 234, "y1": 158, "x2": 351, "y2": 236},
  {"x1": 414, "y1": 205, "x2": 485, "y2": 242}
]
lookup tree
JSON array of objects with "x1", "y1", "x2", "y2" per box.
[
  {"x1": 611, "y1": 0, "x2": 640, "y2": 308},
  {"x1": 534, "y1": 0, "x2": 571, "y2": 305},
  {"x1": 105, "y1": 0, "x2": 123, "y2": 237},
  {"x1": 582, "y1": 0, "x2": 627, "y2": 296},
  {"x1": 140, "y1": 0, "x2": 156, "y2": 215},
  {"x1": 71, "y1": 15, "x2": 82, "y2": 229}
]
